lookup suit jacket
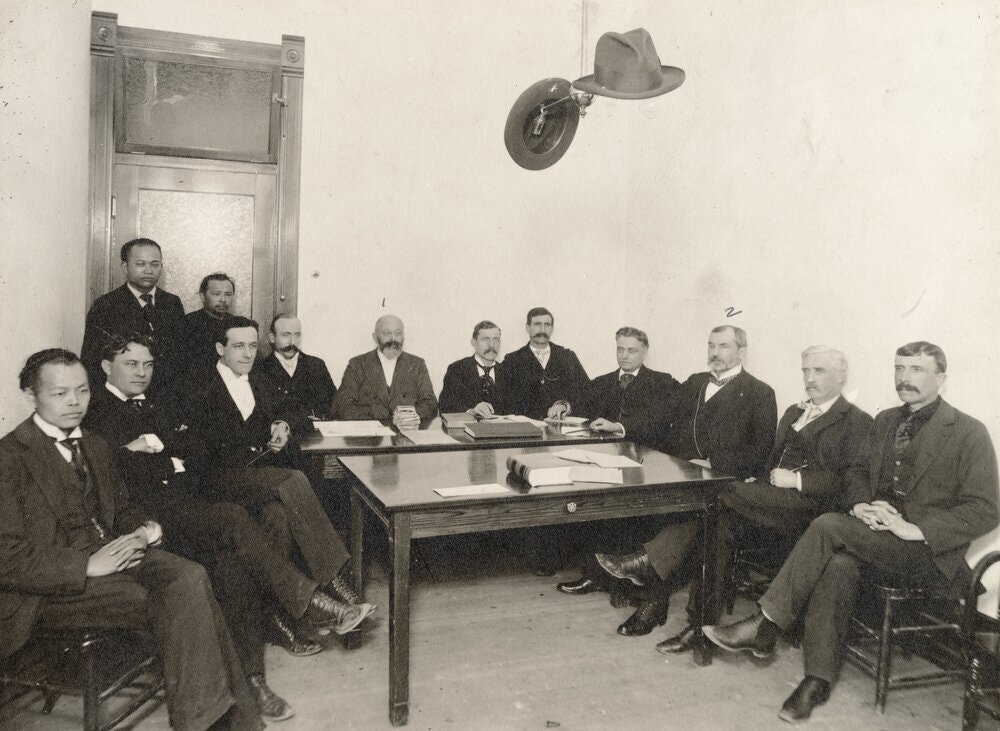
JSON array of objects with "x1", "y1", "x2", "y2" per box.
[
  {"x1": 174, "y1": 366, "x2": 298, "y2": 477},
  {"x1": 504, "y1": 342, "x2": 590, "y2": 420},
  {"x1": 663, "y1": 370, "x2": 777, "y2": 479},
  {"x1": 845, "y1": 399, "x2": 999, "y2": 587},
  {"x1": 332, "y1": 350, "x2": 438, "y2": 420},
  {"x1": 581, "y1": 367, "x2": 680, "y2": 448},
  {"x1": 438, "y1": 356, "x2": 517, "y2": 415},
  {"x1": 0, "y1": 418, "x2": 148, "y2": 657},
  {"x1": 255, "y1": 352, "x2": 338, "y2": 433},
  {"x1": 81, "y1": 284, "x2": 186, "y2": 394},
  {"x1": 758, "y1": 395, "x2": 874, "y2": 509}
]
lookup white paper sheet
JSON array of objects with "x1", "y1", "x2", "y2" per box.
[
  {"x1": 402, "y1": 431, "x2": 461, "y2": 446},
  {"x1": 552, "y1": 449, "x2": 642, "y2": 468},
  {"x1": 434, "y1": 483, "x2": 512, "y2": 498},
  {"x1": 314, "y1": 420, "x2": 396, "y2": 437}
]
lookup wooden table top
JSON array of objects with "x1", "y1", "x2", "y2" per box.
[
  {"x1": 300, "y1": 416, "x2": 622, "y2": 455},
  {"x1": 339, "y1": 442, "x2": 732, "y2": 512}
]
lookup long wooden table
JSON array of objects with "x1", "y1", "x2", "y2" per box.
[{"x1": 341, "y1": 442, "x2": 732, "y2": 726}]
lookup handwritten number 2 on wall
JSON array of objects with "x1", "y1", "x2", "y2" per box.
[{"x1": 725, "y1": 306, "x2": 743, "y2": 317}]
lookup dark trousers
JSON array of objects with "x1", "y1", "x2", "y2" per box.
[
  {"x1": 643, "y1": 480, "x2": 830, "y2": 620},
  {"x1": 205, "y1": 466, "x2": 350, "y2": 589},
  {"x1": 759, "y1": 512, "x2": 947, "y2": 683},
  {"x1": 149, "y1": 486, "x2": 318, "y2": 619},
  {"x1": 36, "y1": 549, "x2": 260, "y2": 731}
]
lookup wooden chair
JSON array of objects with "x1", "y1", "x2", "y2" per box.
[
  {"x1": 961, "y1": 551, "x2": 1000, "y2": 730},
  {"x1": 0, "y1": 627, "x2": 164, "y2": 731},
  {"x1": 844, "y1": 575, "x2": 965, "y2": 713}
]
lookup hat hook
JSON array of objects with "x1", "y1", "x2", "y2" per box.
[{"x1": 531, "y1": 92, "x2": 593, "y2": 136}]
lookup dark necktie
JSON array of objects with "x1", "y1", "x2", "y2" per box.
[
  {"x1": 894, "y1": 418, "x2": 914, "y2": 453},
  {"x1": 128, "y1": 398, "x2": 145, "y2": 410},
  {"x1": 140, "y1": 293, "x2": 155, "y2": 331},
  {"x1": 709, "y1": 373, "x2": 737, "y2": 388},
  {"x1": 619, "y1": 372, "x2": 635, "y2": 390},
  {"x1": 480, "y1": 365, "x2": 495, "y2": 401},
  {"x1": 58, "y1": 436, "x2": 88, "y2": 483}
]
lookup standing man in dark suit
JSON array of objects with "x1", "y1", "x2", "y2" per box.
[
  {"x1": 504, "y1": 307, "x2": 590, "y2": 420},
  {"x1": 652, "y1": 346, "x2": 873, "y2": 656},
  {"x1": 177, "y1": 316, "x2": 376, "y2": 637},
  {"x1": 81, "y1": 238, "x2": 185, "y2": 396},
  {"x1": 181, "y1": 272, "x2": 236, "y2": 379},
  {"x1": 438, "y1": 320, "x2": 516, "y2": 417},
  {"x1": 705, "y1": 342, "x2": 999, "y2": 723},
  {"x1": 255, "y1": 314, "x2": 337, "y2": 433},
  {"x1": 86, "y1": 333, "x2": 359, "y2": 721},
  {"x1": 0, "y1": 349, "x2": 261, "y2": 731},
  {"x1": 594, "y1": 325, "x2": 777, "y2": 636},
  {"x1": 556, "y1": 326, "x2": 679, "y2": 597},
  {"x1": 333, "y1": 314, "x2": 438, "y2": 426}
]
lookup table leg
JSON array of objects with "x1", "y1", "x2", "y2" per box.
[
  {"x1": 388, "y1": 512, "x2": 412, "y2": 726},
  {"x1": 350, "y1": 488, "x2": 365, "y2": 597},
  {"x1": 693, "y1": 497, "x2": 719, "y2": 666}
]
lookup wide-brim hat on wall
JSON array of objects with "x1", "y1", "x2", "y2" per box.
[{"x1": 573, "y1": 28, "x2": 684, "y2": 99}]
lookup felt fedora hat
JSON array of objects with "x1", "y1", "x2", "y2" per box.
[{"x1": 573, "y1": 28, "x2": 684, "y2": 100}]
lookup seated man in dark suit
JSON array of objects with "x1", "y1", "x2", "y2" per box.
[
  {"x1": 332, "y1": 314, "x2": 438, "y2": 427},
  {"x1": 503, "y1": 307, "x2": 590, "y2": 420},
  {"x1": 438, "y1": 320, "x2": 516, "y2": 417},
  {"x1": 175, "y1": 316, "x2": 376, "y2": 638},
  {"x1": 255, "y1": 314, "x2": 337, "y2": 432},
  {"x1": 705, "y1": 341, "x2": 999, "y2": 723},
  {"x1": 0, "y1": 349, "x2": 261, "y2": 730},
  {"x1": 86, "y1": 334, "x2": 358, "y2": 721},
  {"x1": 181, "y1": 272, "x2": 236, "y2": 379},
  {"x1": 594, "y1": 325, "x2": 777, "y2": 636},
  {"x1": 646, "y1": 346, "x2": 873, "y2": 656},
  {"x1": 556, "y1": 326, "x2": 679, "y2": 597},
  {"x1": 81, "y1": 238, "x2": 185, "y2": 396}
]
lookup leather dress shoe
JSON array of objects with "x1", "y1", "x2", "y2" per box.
[
  {"x1": 595, "y1": 551, "x2": 658, "y2": 586},
  {"x1": 702, "y1": 610, "x2": 777, "y2": 659},
  {"x1": 248, "y1": 674, "x2": 294, "y2": 721},
  {"x1": 304, "y1": 590, "x2": 377, "y2": 635},
  {"x1": 617, "y1": 596, "x2": 669, "y2": 636},
  {"x1": 268, "y1": 611, "x2": 322, "y2": 657},
  {"x1": 557, "y1": 576, "x2": 604, "y2": 595},
  {"x1": 656, "y1": 623, "x2": 697, "y2": 654},
  {"x1": 326, "y1": 573, "x2": 368, "y2": 607},
  {"x1": 779, "y1": 676, "x2": 831, "y2": 723}
]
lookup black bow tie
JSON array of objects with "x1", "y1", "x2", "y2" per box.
[{"x1": 128, "y1": 398, "x2": 145, "y2": 409}]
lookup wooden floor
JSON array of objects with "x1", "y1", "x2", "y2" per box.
[{"x1": 1, "y1": 531, "x2": 990, "y2": 730}]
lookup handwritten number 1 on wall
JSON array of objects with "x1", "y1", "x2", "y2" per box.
[{"x1": 725, "y1": 306, "x2": 743, "y2": 317}]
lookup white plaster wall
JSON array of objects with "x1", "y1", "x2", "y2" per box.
[{"x1": 0, "y1": 0, "x2": 91, "y2": 432}]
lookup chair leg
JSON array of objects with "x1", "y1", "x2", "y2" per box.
[
  {"x1": 962, "y1": 657, "x2": 981, "y2": 731},
  {"x1": 874, "y1": 595, "x2": 895, "y2": 713},
  {"x1": 82, "y1": 641, "x2": 99, "y2": 731},
  {"x1": 41, "y1": 691, "x2": 59, "y2": 714}
]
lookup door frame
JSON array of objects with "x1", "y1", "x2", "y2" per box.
[{"x1": 87, "y1": 11, "x2": 303, "y2": 316}]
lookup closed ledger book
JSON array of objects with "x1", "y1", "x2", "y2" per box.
[
  {"x1": 464, "y1": 421, "x2": 543, "y2": 439},
  {"x1": 441, "y1": 412, "x2": 477, "y2": 428},
  {"x1": 506, "y1": 453, "x2": 623, "y2": 487}
]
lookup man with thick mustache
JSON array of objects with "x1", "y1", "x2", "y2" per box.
[
  {"x1": 332, "y1": 314, "x2": 438, "y2": 426},
  {"x1": 704, "y1": 341, "x2": 999, "y2": 724},
  {"x1": 255, "y1": 314, "x2": 337, "y2": 433},
  {"x1": 504, "y1": 307, "x2": 590, "y2": 420},
  {"x1": 438, "y1": 320, "x2": 516, "y2": 416},
  {"x1": 594, "y1": 325, "x2": 776, "y2": 637}
]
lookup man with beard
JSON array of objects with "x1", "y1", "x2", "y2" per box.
[
  {"x1": 255, "y1": 314, "x2": 337, "y2": 433},
  {"x1": 594, "y1": 325, "x2": 777, "y2": 636},
  {"x1": 704, "y1": 342, "x2": 998, "y2": 724},
  {"x1": 438, "y1": 320, "x2": 516, "y2": 416},
  {"x1": 182, "y1": 272, "x2": 237, "y2": 378},
  {"x1": 504, "y1": 307, "x2": 590, "y2": 420},
  {"x1": 81, "y1": 238, "x2": 185, "y2": 396},
  {"x1": 332, "y1": 314, "x2": 438, "y2": 427}
]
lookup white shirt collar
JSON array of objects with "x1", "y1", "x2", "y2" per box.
[
  {"x1": 713, "y1": 363, "x2": 743, "y2": 380},
  {"x1": 105, "y1": 382, "x2": 146, "y2": 402},
  {"x1": 804, "y1": 395, "x2": 838, "y2": 414},
  {"x1": 217, "y1": 359, "x2": 249, "y2": 383},
  {"x1": 618, "y1": 366, "x2": 642, "y2": 378},
  {"x1": 33, "y1": 413, "x2": 82, "y2": 441},
  {"x1": 529, "y1": 344, "x2": 551, "y2": 355},
  {"x1": 376, "y1": 348, "x2": 399, "y2": 384},
  {"x1": 126, "y1": 282, "x2": 158, "y2": 305},
  {"x1": 276, "y1": 350, "x2": 300, "y2": 376},
  {"x1": 474, "y1": 355, "x2": 497, "y2": 369}
]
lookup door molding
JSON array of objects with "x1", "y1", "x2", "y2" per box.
[{"x1": 87, "y1": 11, "x2": 303, "y2": 317}]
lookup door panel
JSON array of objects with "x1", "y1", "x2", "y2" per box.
[{"x1": 112, "y1": 161, "x2": 276, "y2": 335}]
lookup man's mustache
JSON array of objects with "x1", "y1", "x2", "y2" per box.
[
  {"x1": 533, "y1": 332, "x2": 549, "y2": 339},
  {"x1": 484, "y1": 348, "x2": 498, "y2": 356},
  {"x1": 380, "y1": 340, "x2": 403, "y2": 352},
  {"x1": 896, "y1": 382, "x2": 919, "y2": 392},
  {"x1": 279, "y1": 344, "x2": 298, "y2": 354}
]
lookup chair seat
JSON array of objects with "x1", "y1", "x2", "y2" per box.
[{"x1": 963, "y1": 551, "x2": 1000, "y2": 730}]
